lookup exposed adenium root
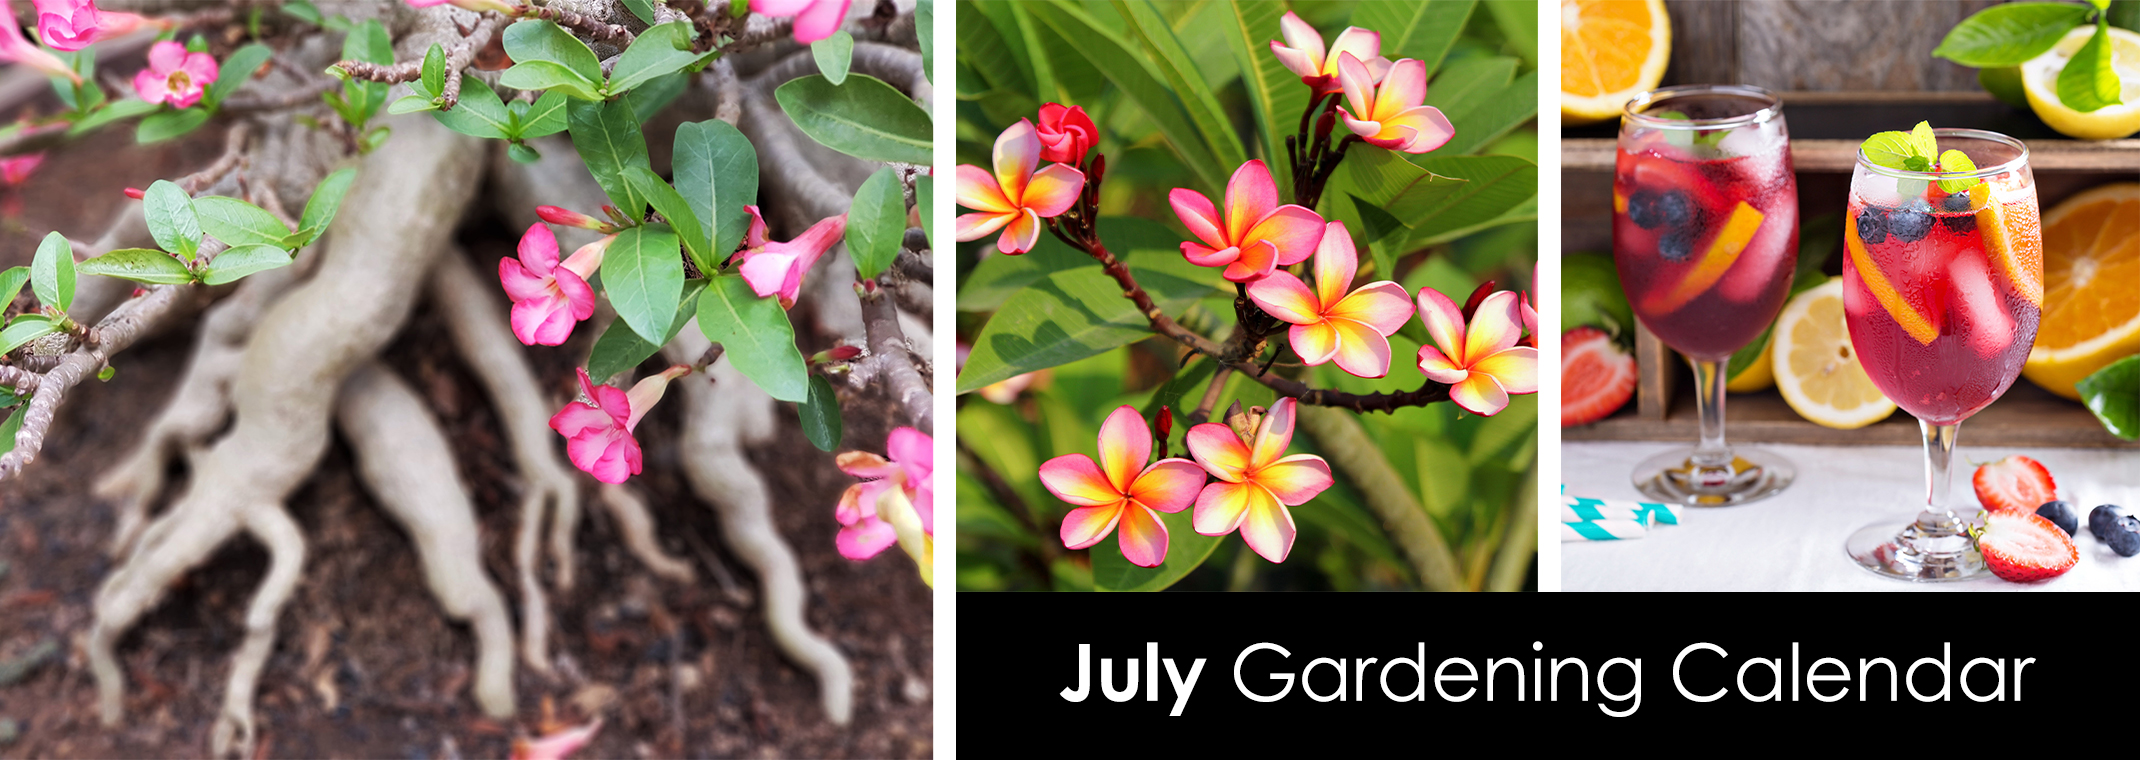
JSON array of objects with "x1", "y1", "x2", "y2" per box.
[
  {"x1": 334, "y1": 362, "x2": 516, "y2": 718},
  {"x1": 87, "y1": 114, "x2": 481, "y2": 758},
  {"x1": 664, "y1": 327, "x2": 855, "y2": 726},
  {"x1": 597, "y1": 483, "x2": 697, "y2": 583}
]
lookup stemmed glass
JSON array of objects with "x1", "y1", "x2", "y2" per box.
[
  {"x1": 1842, "y1": 129, "x2": 2040, "y2": 581},
  {"x1": 1612, "y1": 85, "x2": 1800, "y2": 505}
]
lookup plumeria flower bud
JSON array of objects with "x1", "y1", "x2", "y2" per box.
[
  {"x1": 811, "y1": 344, "x2": 865, "y2": 365},
  {"x1": 1416, "y1": 288, "x2": 1539, "y2": 417},
  {"x1": 736, "y1": 205, "x2": 846, "y2": 309},
  {"x1": 499, "y1": 223, "x2": 609, "y2": 346},
  {"x1": 405, "y1": 0, "x2": 518, "y2": 13},
  {"x1": 549, "y1": 365, "x2": 689, "y2": 484},
  {"x1": 1337, "y1": 55, "x2": 1455, "y2": 155},
  {"x1": 1188, "y1": 397, "x2": 1332, "y2": 563},
  {"x1": 1269, "y1": 11, "x2": 1389, "y2": 93},
  {"x1": 0, "y1": 154, "x2": 45, "y2": 187},
  {"x1": 1460, "y1": 279, "x2": 1497, "y2": 321},
  {"x1": 0, "y1": 15, "x2": 79, "y2": 83},
  {"x1": 1038, "y1": 406, "x2": 1205, "y2": 567},
  {"x1": 1170, "y1": 160, "x2": 1323, "y2": 282},
  {"x1": 536, "y1": 205, "x2": 615, "y2": 233},
  {"x1": 133, "y1": 41, "x2": 219, "y2": 109},
  {"x1": 751, "y1": 0, "x2": 853, "y2": 44},
  {"x1": 35, "y1": 0, "x2": 159, "y2": 52},
  {"x1": 1034, "y1": 103, "x2": 1097, "y2": 166},
  {"x1": 955, "y1": 119, "x2": 1085, "y2": 255}
]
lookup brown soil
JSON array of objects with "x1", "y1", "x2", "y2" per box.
[{"x1": 0, "y1": 122, "x2": 930, "y2": 758}]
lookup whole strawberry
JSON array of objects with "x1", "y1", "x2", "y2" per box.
[
  {"x1": 1970, "y1": 511, "x2": 2078, "y2": 583},
  {"x1": 1972, "y1": 456, "x2": 2056, "y2": 514}
]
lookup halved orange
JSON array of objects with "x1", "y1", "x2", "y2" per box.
[
  {"x1": 1561, "y1": 0, "x2": 1671, "y2": 126},
  {"x1": 1640, "y1": 200, "x2": 1764, "y2": 315},
  {"x1": 2022, "y1": 183, "x2": 2140, "y2": 399},
  {"x1": 1843, "y1": 213, "x2": 1939, "y2": 345}
]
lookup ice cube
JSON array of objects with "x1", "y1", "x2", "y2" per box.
[{"x1": 1946, "y1": 249, "x2": 2015, "y2": 359}]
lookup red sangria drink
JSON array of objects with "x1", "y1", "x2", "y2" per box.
[
  {"x1": 1611, "y1": 85, "x2": 1798, "y2": 506},
  {"x1": 1843, "y1": 127, "x2": 2041, "y2": 582}
]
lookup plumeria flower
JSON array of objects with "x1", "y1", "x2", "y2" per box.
[
  {"x1": 549, "y1": 365, "x2": 688, "y2": 484},
  {"x1": 1337, "y1": 55, "x2": 1454, "y2": 155},
  {"x1": 1269, "y1": 11, "x2": 1390, "y2": 93},
  {"x1": 1039, "y1": 406, "x2": 1206, "y2": 568},
  {"x1": 500, "y1": 223, "x2": 609, "y2": 346},
  {"x1": 1034, "y1": 103, "x2": 1097, "y2": 166},
  {"x1": 1246, "y1": 221, "x2": 1412, "y2": 378},
  {"x1": 751, "y1": 0, "x2": 852, "y2": 45},
  {"x1": 834, "y1": 427, "x2": 934, "y2": 561},
  {"x1": 737, "y1": 205, "x2": 846, "y2": 309},
  {"x1": 405, "y1": 0, "x2": 518, "y2": 13},
  {"x1": 132, "y1": 41, "x2": 218, "y2": 109},
  {"x1": 1186, "y1": 398, "x2": 1332, "y2": 563},
  {"x1": 1169, "y1": 160, "x2": 1324, "y2": 282},
  {"x1": 1416, "y1": 287, "x2": 1539, "y2": 416},
  {"x1": 956, "y1": 119, "x2": 1085, "y2": 255},
  {"x1": 34, "y1": 0, "x2": 156, "y2": 52},
  {"x1": 0, "y1": 15, "x2": 78, "y2": 83}
]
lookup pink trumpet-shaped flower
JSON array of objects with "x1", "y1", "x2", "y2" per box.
[
  {"x1": 0, "y1": 15, "x2": 78, "y2": 83},
  {"x1": 550, "y1": 365, "x2": 688, "y2": 484},
  {"x1": 834, "y1": 427, "x2": 934, "y2": 561},
  {"x1": 1416, "y1": 288, "x2": 1539, "y2": 416},
  {"x1": 131, "y1": 41, "x2": 218, "y2": 109},
  {"x1": 537, "y1": 205, "x2": 616, "y2": 233},
  {"x1": 405, "y1": 0, "x2": 517, "y2": 12},
  {"x1": 34, "y1": 0, "x2": 156, "y2": 52},
  {"x1": 500, "y1": 223, "x2": 609, "y2": 346},
  {"x1": 1169, "y1": 160, "x2": 1325, "y2": 283},
  {"x1": 1337, "y1": 55, "x2": 1455, "y2": 155},
  {"x1": 1246, "y1": 221, "x2": 1413, "y2": 378},
  {"x1": 510, "y1": 719, "x2": 601, "y2": 760},
  {"x1": 752, "y1": 0, "x2": 853, "y2": 45},
  {"x1": 956, "y1": 119, "x2": 1085, "y2": 255},
  {"x1": 737, "y1": 205, "x2": 846, "y2": 309},
  {"x1": 1269, "y1": 10, "x2": 1390, "y2": 93},
  {"x1": 1186, "y1": 398, "x2": 1332, "y2": 563},
  {"x1": 1039, "y1": 406, "x2": 1206, "y2": 568},
  {"x1": 1034, "y1": 103, "x2": 1096, "y2": 166},
  {"x1": 0, "y1": 153, "x2": 45, "y2": 186}
]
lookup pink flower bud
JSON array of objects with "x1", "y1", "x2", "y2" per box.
[
  {"x1": 536, "y1": 205, "x2": 614, "y2": 232},
  {"x1": 123, "y1": 187, "x2": 145, "y2": 199},
  {"x1": 1035, "y1": 103, "x2": 1097, "y2": 165}
]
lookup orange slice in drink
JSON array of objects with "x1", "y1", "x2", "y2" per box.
[
  {"x1": 1843, "y1": 212, "x2": 1940, "y2": 345},
  {"x1": 2022, "y1": 182, "x2": 2140, "y2": 399},
  {"x1": 1640, "y1": 200, "x2": 1765, "y2": 315},
  {"x1": 1976, "y1": 197, "x2": 2044, "y2": 308},
  {"x1": 1561, "y1": 0, "x2": 1671, "y2": 126}
]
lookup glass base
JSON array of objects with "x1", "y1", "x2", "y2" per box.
[
  {"x1": 1846, "y1": 509, "x2": 1989, "y2": 582},
  {"x1": 1631, "y1": 446, "x2": 1794, "y2": 506}
]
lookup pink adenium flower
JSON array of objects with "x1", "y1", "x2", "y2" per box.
[
  {"x1": 0, "y1": 153, "x2": 45, "y2": 187},
  {"x1": 751, "y1": 0, "x2": 853, "y2": 45},
  {"x1": 500, "y1": 223, "x2": 609, "y2": 346},
  {"x1": 956, "y1": 119, "x2": 1085, "y2": 255},
  {"x1": 536, "y1": 205, "x2": 615, "y2": 233},
  {"x1": 549, "y1": 365, "x2": 688, "y2": 484},
  {"x1": 1039, "y1": 406, "x2": 1205, "y2": 568},
  {"x1": 834, "y1": 427, "x2": 934, "y2": 561},
  {"x1": 1269, "y1": 11, "x2": 1390, "y2": 93},
  {"x1": 1337, "y1": 55, "x2": 1454, "y2": 155},
  {"x1": 1416, "y1": 288, "x2": 1539, "y2": 416},
  {"x1": 1186, "y1": 398, "x2": 1332, "y2": 563},
  {"x1": 0, "y1": 16, "x2": 78, "y2": 83},
  {"x1": 1034, "y1": 103, "x2": 1097, "y2": 166},
  {"x1": 405, "y1": 0, "x2": 518, "y2": 13},
  {"x1": 1246, "y1": 221, "x2": 1413, "y2": 378},
  {"x1": 1169, "y1": 160, "x2": 1325, "y2": 283},
  {"x1": 34, "y1": 0, "x2": 155, "y2": 52},
  {"x1": 131, "y1": 41, "x2": 218, "y2": 109},
  {"x1": 510, "y1": 719, "x2": 601, "y2": 760},
  {"x1": 736, "y1": 205, "x2": 846, "y2": 309}
]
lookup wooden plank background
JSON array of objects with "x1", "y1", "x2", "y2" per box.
[{"x1": 1661, "y1": 0, "x2": 2004, "y2": 91}]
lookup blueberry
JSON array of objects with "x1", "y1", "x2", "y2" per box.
[
  {"x1": 1659, "y1": 229, "x2": 1695, "y2": 262},
  {"x1": 1889, "y1": 207, "x2": 1934, "y2": 242},
  {"x1": 2114, "y1": 515, "x2": 2140, "y2": 558},
  {"x1": 2037, "y1": 500, "x2": 2078, "y2": 537},
  {"x1": 1628, "y1": 191, "x2": 1665, "y2": 229},
  {"x1": 1656, "y1": 191, "x2": 1694, "y2": 228},
  {"x1": 1941, "y1": 192, "x2": 1974, "y2": 212},
  {"x1": 1942, "y1": 214, "x2": 1977, "y2": 233},
  {"x1": 2089, "y1": 503, "x2": 2126, "y2": 539},
  {"x1": 1856, "y1": 208, "x2": 1889, "y2": 244}
]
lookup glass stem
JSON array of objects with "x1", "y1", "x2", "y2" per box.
[
  {"x1": 1690, "y1": 359, "x2": 1731, "y2": 468},
  {"x1": 1917, "y1": 420, "x2": 1961, "y2": 530}
]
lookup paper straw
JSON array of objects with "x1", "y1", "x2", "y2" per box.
[
  {"x1": 1561, "y1": 519, "x2": 1647, "y2": 542},
  {"x1": 1560, "y1": 492, "x2": 1682, "y2": 525}
]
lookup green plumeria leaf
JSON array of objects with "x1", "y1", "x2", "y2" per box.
[
  {"x1": 77, "y1": 248, "x2": 194, "y2": 285},
  {"x1": 199, "y1": 244, "x2": 292, "y2": 285},
  {"x1": 845, "y1": 168, "x2": 906, "y2": 281},
  {"x1": 1937, "y1": 149, "x2": 1981, "y2": 193},
  {"x1": 697, "y1": 274, "x2": 809, "y2": 403},
  {"x1": 143, "y1": 180, "x2": 201, "y2": 261},
  {"x1": 798, "y1": 374, "x2": 843, "y2": 452},
  {"x1": 31, "y1": 232, "x2": 74, "y2": 312},
  {"x1": 811, "y1": 31, "x2": 854, "y2": 86}
]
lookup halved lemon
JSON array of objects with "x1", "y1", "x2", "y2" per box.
[
  {"x1": 1561, "y1": 0, "x2": 1671, "y2": 126},
  {"x1": 1772, "y1": 278, "x2": 1898, "y2": 429},
  {"x1": 2019, "y1": 25, "x2": 2140, "y2": 140},
  {"x1": 2023, "y1": 182, "x2": 2140, "y2": 400}
]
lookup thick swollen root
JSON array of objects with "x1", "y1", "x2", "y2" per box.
[
  {"x1": 336, "y1": 363, "x2": 517, "y2": 718},
  {"x1": 88, "y1": 114, "x2": 481, "y2": 758},
  {"x1": 665, "y1": 328, "x2": 854, "y2": 725},
  {"x1": 430, "y1": 249, "x2": 584, "y2": 673},
  {"x1": 598, "y1": 484, "x2": 697, "y2": 583}
]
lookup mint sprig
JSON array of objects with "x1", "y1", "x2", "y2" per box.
[
  {"x1": 1860, "y1": 121, "x2": 1984, "y2": 193},
  {"x1": 1654, "y1": 110, "x2": 1731, "y2": 149}
]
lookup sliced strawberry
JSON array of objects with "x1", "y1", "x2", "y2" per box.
[
  {"x1": 1561, "y1": 327, "x2": 1636, "y2": 427},
  {"x1": 1972, "y1": 511, "x2": 2077, "y2": 583},
  {"x1": 1972, "y1": 455, "x2": 2056, "y2": 514}
]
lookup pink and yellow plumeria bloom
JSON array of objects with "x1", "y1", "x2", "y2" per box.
[
  {"x1": 550, "y1": 366, "x2": 688, "y2": 484},
  {"x1": 1169, "y1": 160, "x2": 1325, "y2": 283},
  {"x1": 1337, "y1": 55, "x2": 1455, "y2": 155},
  {"x1": 500, "y1": 223, "x2": 608, "y2": 346},
  {"x1": 132, "y1": 41, "x2": 218, "y2": 109},
  {"x1": 1039, "y1": 406, "x2": 1206, "y2": 568},
  {"x1": 956, "y1": 119, "x2": 1085, "y2": 255},
  {"x1": 737, "y1": 205, "x2": 847, "y2": 309},
  {"x1": 751, "y1": 0, "x2": 853, "y2": 45},
  {"x1": 1186, "y1": 398, "x2": 1332, "y2": 563},
  {"x1": 34, "y1": 0, "x2": 155, "y2": 52},
  {"x1": 834, "y1": 427, "x2": 934, "y2": 561},
  {"x1": 1246, "y1": 221, "x2": 1413, "y2": 378},
  {"x1": 1416, "y1": 288, "x2": 1539, "y2": 416},
  {"x1": 0, "y1": 16, "x2": 78, "y2": 83},
  {"x1": 1269, "y1": 11, "x2": 1390, "y2": 93}
]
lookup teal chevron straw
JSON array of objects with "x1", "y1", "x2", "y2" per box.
[
  {"x1": 1560, "y1": 493, "x2": 1682, "y2": 525},
  {"x1": 1560, "y1": 519, "x2": 1646, "y2": 542}
]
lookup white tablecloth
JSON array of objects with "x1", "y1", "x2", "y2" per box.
[{"x1": 1562, "y1": 442, "x2": 2140, "y2": 591}]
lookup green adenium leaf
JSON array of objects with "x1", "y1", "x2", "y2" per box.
[
  {"x1": 30, "y1": 232, "x2": 74, "y2": 312},
  {"x1": 206, "y1": 43, "x2": 273, "y2": 110},
  {"x1": 567, "y1": 99, "x2": 654, "y2": 217},
  {"x1": 431, "y1": 76, "x2": 513, "y2": 139},
  {"x1": 602, "y1": 224, "x2": 685, "y2": 344},
  {"x1": 143, "y1": 180, "x2": 201, "y2": 261},
  {"x1": 77, "y1": 248, "x2": 194, "y2": 285},
  {"x1": 845, "y1": 168, "x2": 906, "y2": 281},
  {"x1": 193, "y1": 196, "x2": 291, "y2": 248},
  {"x1": 797, "y1": 374, "x2": 843, "y2": 452},
  {"x1": 608, "y1": 21, "x2": 709, "y2": 96},
  {"x1": 200, "y1": 244, "x2": 292, "y2": 285},
  {"x1": 136, "y1": 108, "x2": 212, "y2": 143},
  {"x1": 502, "y1": 19, "x2": 603, "y2": 86},
  {"x1": 0, "y1": 316, "x2": 59, "y2": 356},
  {"x1": 421, "y1": 43, "x2": 446, "y2": 97},
  {"x1": 0, "y1": 268, "x2": 28, "y2": 308},
  {"x1": 672, "y1": 119, "x2": 758, "y2": 263},
  {"x1": 811, "y1": 31, "x2": 855, "y2": 86},
  {"x1": 697, "y1": 274, "x2": 809, "y2": 403},
  {"x1": 773, "y1": 74, "x2": 932, "y2": 164},
  {"x1": 584, "y1": 282, "x2": 704, "y2": 385},
  {"x1": 292, "y1": 168, "x2": 356, "y2": 248},
  {"x1": 624, "y1": 166, "x2": 712, "y2": 276}
]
